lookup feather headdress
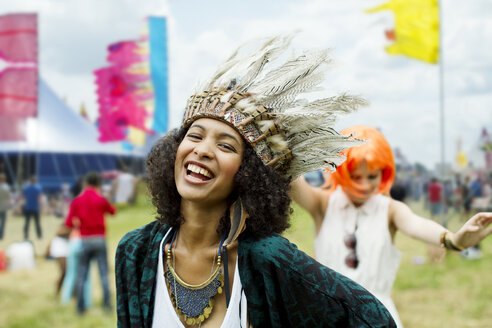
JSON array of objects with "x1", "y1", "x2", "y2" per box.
[{"x1": 182, "y1": 35, "x2": 367, "y2": 179}]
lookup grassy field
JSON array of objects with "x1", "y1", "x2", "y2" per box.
[{"x1": 0, "y1": 190, "x2": 491, "y2": 327}]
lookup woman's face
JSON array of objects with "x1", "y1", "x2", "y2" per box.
[
  {"x1": 343, "y1": 160, "x2": 382, "y2": 206},
  {"x1": 175, "y1": 118, "x2": 244, "y2": 206}
]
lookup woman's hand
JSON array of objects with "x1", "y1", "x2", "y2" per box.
[{"x1": 453, "y1": 212, "x2": 492, "y2": 249}]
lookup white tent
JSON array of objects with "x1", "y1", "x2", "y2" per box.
[
  {"x1": 0, "y1": 78, "x2": 143, "y2": 192},
  {"x1": 0, "y1": 78, "x2": 129, "y2": 154}
]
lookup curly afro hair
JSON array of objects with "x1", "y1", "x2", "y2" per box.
[{"x1": 146, "y1": 127, "x2": 292, "y2": 238}]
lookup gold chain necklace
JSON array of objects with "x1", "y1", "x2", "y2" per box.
[{"x1": 165, "y1": 229, "x2": 225, "y2": 326}]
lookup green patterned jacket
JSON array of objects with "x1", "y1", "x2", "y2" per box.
[{"x1": 115, "y1": 221, "x2": 396, "y2": 328}]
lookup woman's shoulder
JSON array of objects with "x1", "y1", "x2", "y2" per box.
[
  {"x1": 117, "y1": 220, "x2": 168, "y2": 253},
  {"x1": 239, "y1": 234, "x2": 320, "y2": 277},
  {"x1": 239, "y1": 233, "x2": 294, "y2": 257}
]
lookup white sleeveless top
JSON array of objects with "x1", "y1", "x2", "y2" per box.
[
  {"x1": 152, "y1": 229, "x2": 248, "y2": 328},
  {"x1": 315, "y1": 187, "x2": 403, "y2": 327}
]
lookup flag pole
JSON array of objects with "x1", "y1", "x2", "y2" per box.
[
  {"x1": 438, "y1": 0, "x2": 445, "y2": 179},
  {"x1": 438, "y1": 0, "x2": 448, "y2": 227}
]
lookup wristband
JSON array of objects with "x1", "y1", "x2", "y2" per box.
[{"x1": 440, "y1": 231, "x2": 464, "y2": 251}]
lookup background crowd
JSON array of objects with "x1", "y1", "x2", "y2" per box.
[{"x1": 0, "y1": 167, "x2": 140, "y2": 315}]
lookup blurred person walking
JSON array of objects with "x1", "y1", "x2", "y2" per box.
[
  {"x1": 462, "y1": 176, "x2": 472, "y2": 219},
  {"x1": 442, "y1": 179, "x2": 453, "y2": 216},
  {"x1": 112, "y1": 168, "x2": 137, "y2": 205},
  {"x1": 427, "y1": 177, "x2": 442, "y2": 221},
  {"x1": 453, "y1": 179, "x2": 464, "y2": 214},
  {"x1": 70, "y1": 175, "x2": 83, "y2": 198},
  {"x1": 427, "y1": 177, "x2": 448, "y2": 262},
  {"x1": 470, "y1": 176, "x2": 483, "y2": 199},
  {"x1": 411, "y1": 173, "x2": 424, "y2": 202},
  {"x1": 462, "y1": 176, "x2": 486, "y2": 260},
  {"x1": 390, "y1": 176, "x2": 407, "y2": 202},
  {"x1": 45, "y1": 224, "x2": 70, "y2": 296},
  {"x1": 63, "y1": 171, "x2": 116, "y2": 314},
  {"x1": 22, "y1": 176, "x2": 43, "y2": 240},
  {"x1": 60, "y1": 225, "x2": 92, "y2": 308},
  {"x1": 0, "y1": 173, "x2": 11, "y2": 239},
  {"x1": 483, "y1": 179, "x2": 492, "y2": 198}
]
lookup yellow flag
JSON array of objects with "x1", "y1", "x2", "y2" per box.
[
  {"x1": 456, "y1": 152, "x2": 468, "y2": 168},
  {"x1": 366, "y1": 0, "x2": 439, "y2": 63}
]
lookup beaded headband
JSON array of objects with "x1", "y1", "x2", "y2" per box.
[{"x1": 182, "y1": 35, "x2": 366, "y2": 179}]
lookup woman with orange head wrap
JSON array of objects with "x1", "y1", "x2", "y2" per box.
[
  {"x1": 292, "y1": 125, "x2": 492, "y2": 327},
  {"x1": 331, "y1": 125, "x2": 395, "y2": 201}
]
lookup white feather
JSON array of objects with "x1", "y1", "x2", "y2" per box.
[{"x1": 185, "y1": 33, "x2": 366, "y2": 179}]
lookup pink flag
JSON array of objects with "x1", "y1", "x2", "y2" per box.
[
  {"x1": 0, "y1": 115, "x2": 26, "y2": 141},
  {"x1": 107, "y1": 41, "x2": 148, "y2": 67},
  {"x1": 95, "y1": 39, "x2": 153, "y2": 142},
  {"x1": 97, "y1": 110, "x2": 129, "y2": 142},
  {"x1": 0, "y1": 13, "x2": 38, "y2": 122}
]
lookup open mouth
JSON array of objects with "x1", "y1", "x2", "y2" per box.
[{"x1": 186, "y1": 163, "x2": 214, "y2": 181}]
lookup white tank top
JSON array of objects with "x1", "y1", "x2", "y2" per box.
[
  {"x1": 315, "y1": 187, "x2": 403, "y2": 327},
  {"x1": 152, "y1": 229, "x2": 248, "y2": 328}
]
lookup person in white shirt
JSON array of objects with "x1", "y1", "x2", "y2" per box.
[
  {"x1": 112, "y1": 169, "x2": 136, "y2": 205},
  {"x1": 291, "y1": 125, "x2": 492, "y2": 327}
]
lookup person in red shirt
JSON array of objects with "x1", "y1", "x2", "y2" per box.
[
  {"x1": 64, "y1": 171, "x2": 116, "y2": 314},
  {"x1": 428, "y1": 177, "x2": 442, "y2": 219}
]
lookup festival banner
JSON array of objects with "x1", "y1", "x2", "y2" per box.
[
  {"x1": 148, "y1": 16, "x2": 168, "y2": 134},
  {"x1": 95, "y1": 65, "x2": 153, "y2": 142},
  {"x1": 0, "y1": 115, "x2": 26, "y2": 141},
  {"x1": 0, "y1": 13, "x2": 38, "y2": 141},
  {"x1": 95, "y1": 42, "x2": 152, "y2": 143},
  {"x1": 366, "y1": 0, "x2": 439, "y2": 64},
  {"x1": 94, "y1": 16, "x2": 168, "y2": 146}
]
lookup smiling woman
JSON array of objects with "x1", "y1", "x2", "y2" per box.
[
  {"x1": 115, "y1": 35, "x2": 397, "y2": 328},
  {"x1": 145, "y1": 119, "x2": 291, "y2": 238},
  {"x1": 174, "y1": 119, "x2": 244, "y2": 206}
]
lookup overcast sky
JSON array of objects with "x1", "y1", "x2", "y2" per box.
[{"x1": 2, "y1": 0, "x2": 491, "y2": 169}]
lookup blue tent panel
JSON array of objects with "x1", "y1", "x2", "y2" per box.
[{"x1": 37, "y1": 153, "x2": 118, "y2": 193}]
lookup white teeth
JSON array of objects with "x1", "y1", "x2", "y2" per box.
[{"x1": 187, "y1": 164, "x2": 212, "y2": 178}]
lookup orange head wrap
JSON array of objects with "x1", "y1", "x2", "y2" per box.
[{"x1": 330, "y1": 125, "x2": 395, "y2": 197}]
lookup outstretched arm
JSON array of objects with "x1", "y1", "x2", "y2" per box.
[
  {"x1": 290, "y1": 176, "x2": 329, "y2": 234},
  {"x1": 389, "y1": 199, "x2": 492, "y2": 249},
  {"x1": 389, "y1": 199, "x2": 447, "y2": 245}
]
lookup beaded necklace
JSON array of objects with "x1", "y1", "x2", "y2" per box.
[{"x1": 164, "y1": 229, "x2": 226, "y2": 326}]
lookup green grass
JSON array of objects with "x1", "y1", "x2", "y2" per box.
[{"x1": 1, "y1": 193, "x2": 491, "y2": 327}]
